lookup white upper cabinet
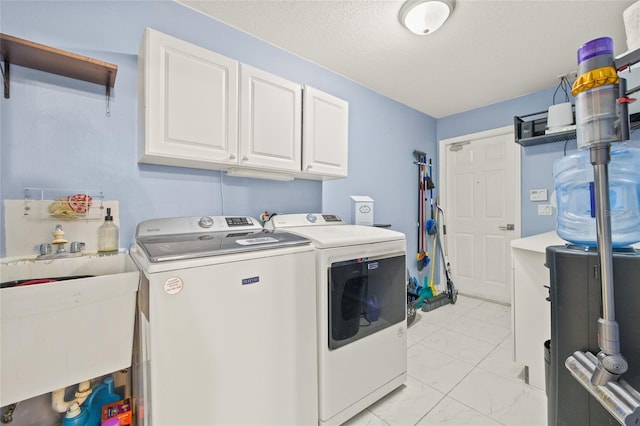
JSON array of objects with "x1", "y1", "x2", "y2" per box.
[
  {"x1": 239, "y1": 64, "x2": 302, "y2": 173},
  {"x1": 138, "y1": 28, "x2": 239, "y2": 169},
  {"x1": 302, "y1": 85, "x2": 349, "y2": 178},
  {"x1": 137, "y1": 28, "x2": 348, "y2": 180}
]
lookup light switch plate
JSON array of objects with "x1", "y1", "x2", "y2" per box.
[
  {"x1": 538, "y1": 204, "x2": 553, "y2": 215},
  {"x1": 530, "y1": 189, "x2": 548, "y2": 201}
]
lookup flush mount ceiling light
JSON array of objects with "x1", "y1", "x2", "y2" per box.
[{"x1": 399, "y1": 0, "x2": 455, "y2": 35}]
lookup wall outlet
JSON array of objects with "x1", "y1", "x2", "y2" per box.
[
  {"x1": 538, "y1": 204, "x2": 553, "y2": 216},
  {"x1": 530, "y1": 189, "x2": 548, "y2": 201}
]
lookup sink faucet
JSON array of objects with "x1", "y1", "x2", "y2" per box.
[
  {"x1": 37, "y1": 225, "x2": 85, "y2": 260},
  {"x1": 51, "y1": 224, "x2": 68, "y2": 254},
  {"x1": 70, "y1": 241, "x2": 86, "y2": 253}
]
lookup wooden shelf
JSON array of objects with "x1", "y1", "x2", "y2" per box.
[{"x1": 0, "y1": 33, "x2": 117, "y2": 98}]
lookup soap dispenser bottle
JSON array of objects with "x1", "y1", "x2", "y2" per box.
[{"x1": 98, "y1": 208, "x2": 119, "y2": 253}]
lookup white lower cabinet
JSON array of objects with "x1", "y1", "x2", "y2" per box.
[
  {"x1": 138, "y1": 28, "x2": 348, "y2": 180},
  {"x1": 138, "y1": 28, "x2": 239, "y2": 169},
  {"x1": 303, "y1": 85, "x2": 349, "y2": 178},
  {"x1": 511, "y1": 231, "x2": 566, "y2": 391}
]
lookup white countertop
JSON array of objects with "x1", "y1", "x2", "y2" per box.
[
  {"x1": 510, "y1": 231, "x2": 567, "y2": 253},
  {"x1": 511, "y1": 230, "x2": 640, "y2": 253}
]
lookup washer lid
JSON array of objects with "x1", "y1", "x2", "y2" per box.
[
  {"x1": 137, "y1": 229, "x2": 310, "y2": 262},
  {"x1": 134, "y1": 216, "x2": 310, "y2": 262}
]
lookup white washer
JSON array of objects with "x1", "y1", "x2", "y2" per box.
[
  {"x1": 265, "y1": 213, "x2": 407, "y2": 425},
  {"x1": 130, "y1": 216, "x2": 318, "y2": 426}
]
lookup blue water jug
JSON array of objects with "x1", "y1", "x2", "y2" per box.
[{"x1": 554, "y1": 146, "x2": 640, "y2": 247}]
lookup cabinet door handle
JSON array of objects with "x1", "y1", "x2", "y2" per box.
[
  {"x1": 307, "y1": 165, "x2": 313, "y2": 170},
  {"x1": 229, "y1": 154, "x2": 236, "y2": 160},
  {"x1": 544, "y1": 285, "x2": 550, "y2": 302},
  {"x1": 242, "y1": 156, "x2": 249, "y2": 162},
  {"x1": 498, "y1": 224, "x2": 515, "y2": 231}
]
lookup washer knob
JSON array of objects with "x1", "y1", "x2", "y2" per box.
[
  {"x1": 306, "y1": 214, "x2": 317, "y2": 223},
  {"x1": 199, "y1": 216, "x2": 214, "y2": 228}
]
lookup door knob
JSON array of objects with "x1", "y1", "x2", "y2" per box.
[{"x1": 498, "y1": 224, "x2": 515, "y2": 230}]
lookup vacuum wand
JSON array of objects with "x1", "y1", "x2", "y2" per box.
[{"x1": 589, "y1": 145, "x2": 628, "y2": 385}]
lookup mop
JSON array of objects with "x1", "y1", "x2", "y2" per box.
[
  {"x1": 413, "y1": 151, "x2": 429, "y2": 271},
  {"x1": 421, "y1": 204, "x2": 458, "y2": 312}
]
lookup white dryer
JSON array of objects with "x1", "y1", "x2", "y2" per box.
[
  {"x1": 265, "y1": 213, "x2": 407, "y2": 425},
  {"x1": 130, "y1": 216, "x2": 318, "y2": 426}
]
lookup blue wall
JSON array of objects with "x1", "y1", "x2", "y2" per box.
[
  {"x1": 438, "y1": 88, "x2": 640, "y2": 237},
  {"x1": 3, "y1": 0, "x2": 637, "y2": 262},
  {"x1": 0, "y1": 0, "x2": 437, "y2": 266}
]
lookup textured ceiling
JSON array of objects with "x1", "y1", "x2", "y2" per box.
[{"x1": 179, "y1": 0, "x2": 635, "y2": 118}]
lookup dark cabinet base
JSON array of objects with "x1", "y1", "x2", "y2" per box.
[{"x1": 546, "y1": 245, "x2": 640, "y2": 426}]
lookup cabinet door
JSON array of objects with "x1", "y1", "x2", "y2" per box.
[
  {"x1": 512, "y1": 248, "x2": 550, "y2": 391},
  {"x1": 239, "y1": 64, "x2": 302, "y2": 172},
  {"x1": 302, "y1": 85, "x2": 349, "y2": 178},
  {"x1": 139, "y1": 28, "x2": 238, "y2": 168}
]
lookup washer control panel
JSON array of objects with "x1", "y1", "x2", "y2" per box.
[
  {"x1": 199, "y1": 216, "x2": 214, "y2": 228},
  {"x1": 225, "y1": 217, "x2": 253, "y2": 227},
  {"x1": 136, "y1": 216, "x2": 259, "y2": 237}
]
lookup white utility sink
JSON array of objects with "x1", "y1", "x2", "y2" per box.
[{"x1": 0, "y1": 253, "x2": 139, "y2": 406}]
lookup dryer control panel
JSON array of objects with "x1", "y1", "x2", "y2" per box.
[{"x1": 265, "y1": 213, "x2": 345, "y2": 229}]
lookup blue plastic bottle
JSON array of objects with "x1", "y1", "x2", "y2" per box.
[{"x1": 554, "y1": 146, "x2": 640, "y2": 247}]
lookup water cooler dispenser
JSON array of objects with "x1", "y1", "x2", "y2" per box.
[{"x1": 546, "y1": 245, "x2": 640, "y2": 425}]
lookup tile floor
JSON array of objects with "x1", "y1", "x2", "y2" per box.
[{"x1": 344, "y1": 295, "x2": 548, "y2": 426}]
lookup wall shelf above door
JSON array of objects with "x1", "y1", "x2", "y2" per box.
[
  {"x1": 0, "y1": 33, "x2": 117, "y2": 100},
  {"x1": 514, "y1": 108, "x2": 576, "y2": 147}
]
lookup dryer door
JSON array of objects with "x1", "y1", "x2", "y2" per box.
[{"x1": 328, "y1": 254, "x2": 405, "y2": 350}]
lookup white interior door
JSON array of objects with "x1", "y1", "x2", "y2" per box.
[{"x1": 439, "y1": 126, "x2": 521, "y2": 304}]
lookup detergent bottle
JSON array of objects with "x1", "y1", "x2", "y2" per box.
[{"x1": 82, "y1": 376, "x2": 122, "y2": 426}]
